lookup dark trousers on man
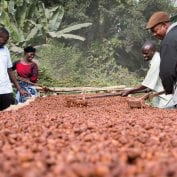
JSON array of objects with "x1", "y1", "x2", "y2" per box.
[{"x1": 0, "y1": 93, "x2": 15, "y2": 111}]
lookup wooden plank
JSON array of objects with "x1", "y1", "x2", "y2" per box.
[{"x1": 37, "y1": 85, "x2": 129, "y2": 94}]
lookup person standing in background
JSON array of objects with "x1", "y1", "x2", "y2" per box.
[
  {"x1": 12, "y1": 46, "x2": 38, "y2": 103},
  {"x1": 0, "y1": 27, "x2": 28, "y2": 111}
]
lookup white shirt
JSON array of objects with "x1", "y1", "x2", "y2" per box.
[
  {"x1": 0, "y1": 46, "x2": 13, "y2": 94},
  {"x1": 142, "y1": 52, "x2": 173, "y2": 108},
  {"x1": 166, "y1": 22, "x2": 177, "y2": 34}
]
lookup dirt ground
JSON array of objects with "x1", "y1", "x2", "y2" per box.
[{"x1": 0, "y1": 95, "x2": 177, "y2": 177}]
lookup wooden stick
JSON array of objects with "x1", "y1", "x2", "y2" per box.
[
  {"x1": 82, "y1": 92, "x2": 122, "y2": 99},
  {"x1": 17, "y1": 76, "x2": 55, "y2": 92},
  {"x1": 148, "y1": 90, "x2": 165, "y2": 99}
]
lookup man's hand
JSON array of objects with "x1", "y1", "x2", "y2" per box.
[
  {"x1": 19, "y1": 88, "x2": 30, "y2": 96},
  {"x1": 121, "y1": 90, "x2": 131, "y2": 97},
  {"x1": 43, "y1": 86, "x2": 51, "y2": 92}
]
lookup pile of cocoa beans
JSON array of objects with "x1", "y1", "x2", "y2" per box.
[{"x1": 0, "y1": 95, "x2": 177, "y2": 177}]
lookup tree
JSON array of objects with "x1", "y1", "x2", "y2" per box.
[{"x1": 0, "y1": 0, "x2": 92, "y2": 53}]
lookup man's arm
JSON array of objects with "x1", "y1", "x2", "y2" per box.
[{"x1": 121, "y1": 85, "x2": 147, "y2": 96}]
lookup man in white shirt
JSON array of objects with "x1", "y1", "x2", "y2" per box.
[
  {"x1": 121, "y1": 41, "x2": 173, "y2": 108},
  {"x1": 0, "y1": 27, "x2": 27, "y2": 111}
]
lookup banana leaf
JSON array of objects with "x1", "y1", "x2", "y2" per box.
[
  {"x1": 48, "y1": 32, "x2": 86, "y2": 41},
  {"x1": 58, "y1": 23, "x2": 92, "y2": 34},
  {"x1": 47, "y1": 6, "x2": 64, "y2": 32}
]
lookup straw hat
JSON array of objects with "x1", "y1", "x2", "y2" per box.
[{"x1": 146, "y1": 11, "x2": 170, "y2": 29}]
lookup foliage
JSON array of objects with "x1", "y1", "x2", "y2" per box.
[
  {"x1": 0, "y1": 0, "x2": 92, "y2": 53},
  {"x1": 102, "y1": 0, "x2": 177, "y2": 72},
  {"x1": 6, "y1": 0, "x2": 177, "y2": 88},
  {"x1": 38, "y1": 39, "x2": 141, "y2": 87},
  {"x1": 139, "y1": 0, "x2": 177, "y2": 19},
  {"x1": 82, "y1": 39, "x2": 141, "y2": 86},
  {"x1": 37, "y1": 66, "x2": 59, "y2": 87},
  {"x1": 37, "y1": 40, "x2": 84, "y2": 86}
]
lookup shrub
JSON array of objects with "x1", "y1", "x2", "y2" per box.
[{"x1": 11, "y1": 39, "x2": 142, "y2": 87}]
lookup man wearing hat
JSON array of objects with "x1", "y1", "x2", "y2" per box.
[{"x1": 146, "y1": 11, "x2": 177, "y2": 107}]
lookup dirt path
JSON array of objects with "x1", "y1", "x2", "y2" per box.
[{"x1": 0, "y1": 95, "x2": 177, "y2": 177}]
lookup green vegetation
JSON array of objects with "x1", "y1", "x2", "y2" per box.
[
  {"x1": 3, "y1": 0, "x2": 177, "y2": 87},
  {"x1": 0, "y1": 0, "x2": 92, "y2": 53},
  {"x1": 37, "y1": 40, "x2": 142, "y2": 87}
]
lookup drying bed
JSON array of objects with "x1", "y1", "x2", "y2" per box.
[{"x1": 0, "y1": 95, "x2": 177, "y2": 177}]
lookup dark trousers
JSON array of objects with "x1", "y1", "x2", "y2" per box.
[{"x1": 0, "y1": 93, "x2": 15, "y2": 111}]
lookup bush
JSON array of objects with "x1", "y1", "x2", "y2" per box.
[
  {"x1": 80, "y1": 39, "x2": 142, "y2": 86},
  {"x1": 38, "y1": 41, "x2": 84, "y2": 86},
  {"x1": 37, "y1": 39, "x2": 142, "y2": 87}
]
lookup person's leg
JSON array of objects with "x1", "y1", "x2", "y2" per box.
[
  {"x1": 0, "y1": 93, "x2": 15, "y2": 111},
  {"x1": 28, "y1": 86, "x2": 37, "y2": 96}
]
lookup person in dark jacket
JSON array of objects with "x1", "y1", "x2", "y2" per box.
[{"x1": 146, "y1": 11, "x2": 177, "y2": 106}]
